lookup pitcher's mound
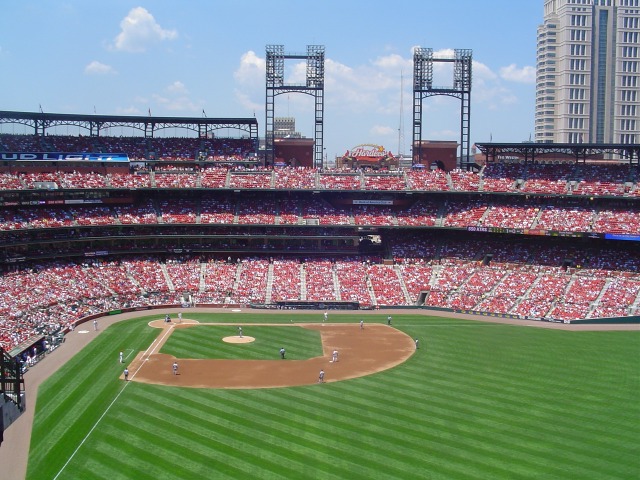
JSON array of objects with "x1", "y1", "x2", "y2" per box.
[{"x1": 223, "y1": 336, "x2": 255, "y2": 344}]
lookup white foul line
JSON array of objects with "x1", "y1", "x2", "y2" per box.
[{"x1": 53, "y1": 324, "x2": 175, "y2": 479}]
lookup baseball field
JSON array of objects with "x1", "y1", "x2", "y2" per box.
[{"x1": 24, "y1": 311, "x2": 640, "y2": 479}]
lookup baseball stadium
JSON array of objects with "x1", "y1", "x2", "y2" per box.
[{"x1": 1, "y1": 45, "x2": 639, "y2": 479}]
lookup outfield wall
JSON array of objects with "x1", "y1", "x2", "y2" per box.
[{"x1": 371, "y1": 305, "x2": 640, "y2": 325}]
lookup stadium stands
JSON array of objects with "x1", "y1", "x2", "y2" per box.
[{"x1": 1, "y1": 132, "x2": 639, "y2": 353}]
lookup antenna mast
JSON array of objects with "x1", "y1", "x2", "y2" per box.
[{"x1": 398, "y1": 71, "x2": 405, "y2": 159}]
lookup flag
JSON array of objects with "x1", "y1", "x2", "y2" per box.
[{"x1": 148, "y1": 108, "x2": 151, "y2": 116}]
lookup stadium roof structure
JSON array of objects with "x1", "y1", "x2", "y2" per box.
[
  {"x1": 0, "y1": 110, "x2": 259, "y2": 140},
  {"x1": 475, "y1": 142, "x2": 640, "y2": 165}
]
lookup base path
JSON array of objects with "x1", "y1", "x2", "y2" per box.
[{"x1": 130, "y1": 321, "x2": 415, "y2": 388}]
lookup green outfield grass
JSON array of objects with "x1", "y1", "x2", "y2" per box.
[{"x1": 27, "y1": 314, "x2": 640, "y2": 479}]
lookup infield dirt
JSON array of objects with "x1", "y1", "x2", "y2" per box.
[{"x1": 128, "y1": 321, "x2": 416, "y2": 388}]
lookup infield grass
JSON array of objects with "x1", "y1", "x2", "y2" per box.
[
  {"x1": 27, "y1": 313, "x2": 640, "y2": 480},
  {"x1": 161, "y1": 325, "x2": 323, "y2": 360}
]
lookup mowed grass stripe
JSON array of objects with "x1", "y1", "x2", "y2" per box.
[
  {"x1": 103, "y1": 415, "x2": 301, "y2": 480},
  {"x1": 396, "y1": 334, "x2": 633, "y2": 420},
  {"x1": 219, "y1": 391, "x2": 430, "y2": 479},
  {"x1": 236, "y1": 387, "x2": 529, "y2": 479},
  {"x1": 122, "y1": 386, "x2": 348, "y2": 472},
  {"x1": 161, "y1": 325, "x2": 322, "y2": 360},
  {"x1": 88, "y1": 426, "x2": 254, "y2": 480},
  {"x1": 246, "y1": 385, "x2": 549, "y2": 480},
  {"x1": 150, "y1": 385, "x2": 428, "y2": 480},
  {"x1": 127, "y1": 386, "x2": 396, "y2": 479},
  {"x1": 28, "y1": 321, "x2": 159, "y2": 477},
  {"x1": 115, "y1": 388, "x2": 357, "y2": 479},
  {"x1": 364, "y1": 366, "x2": 637, "y2": 474},
  {"x1": 266, "y1": 386, "x2": 575, "y2": 479},
  {"x1": 69, "y1": 445, "x2": 157, "y2": 480},
  {"x1": 320, "y1": 363, "x2": 634, "y2": 478},
  {"x1": 28, "y1": 315, "x2": 640, "y2": 480}
]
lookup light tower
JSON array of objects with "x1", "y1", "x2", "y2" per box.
[
  {"x1": 413, "y1": 48, "x2": 473, "y2": 169},
  {"x1": 265, "y1": 45, "x2": 325, "y2": 167}
]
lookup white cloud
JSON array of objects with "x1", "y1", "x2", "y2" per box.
[
  {"x1": 148, "y1": 81, "x2": 199, "y2": 112},
  {"x1": 370, "y1": 125, "x2": 396, "y2": 136},
  {"x1": 473, "y1": 60, "x2": 498, "y2": 81},
  {"x1": 152, "y1": 93, "x2": 198, "y2": 112},
  {"x1": 126, "y1": 82, "x2": 200, "y2": 114},
  {"x1": 166, "y1": 81, "x2": 188, "y2": 94},
  {"x1": 499, "y1": 64, "x2": 536, "y2": 83},
  {"x1": 372, "y1": 53, "x2": 411, "y2": 71},
  {"x1": 474, "y1": 79, "x2": 519, "y2": 107},
  {"x1": 433, "y1": 48, "x2": 455, "y2": 59},
  {"x1": 234, "y1": 89, "x2": 262, "y2": 113},
  {"x1": 233, "y1": 50, "x2": 265, "y2": 85},
  {"x1": 84, "y1": 61, "x2": 116, "y2": 75},
  {"x1": 115, "y1": 106, "x2": 142, "y2": 115},
  {"x1": 232, "y1": 52, "x2": 267, "y2": 110},
  {"x1": 111, "y1": 7, "x2": 177, "y2": 53},
  {"x1": 427, "y1": 129, "x2": 458, "y2": 140}
]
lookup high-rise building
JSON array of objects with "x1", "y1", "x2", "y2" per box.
[
  {"x1": 535, "y1": 0, "x2": 640, "y2": 144},
  {"x1": 273, "y1": 117, "x2": 301, "y2": 138}
]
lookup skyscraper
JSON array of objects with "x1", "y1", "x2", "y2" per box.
[{"x1": 535, "y1": 0, "x2": 640, "y2": 144}]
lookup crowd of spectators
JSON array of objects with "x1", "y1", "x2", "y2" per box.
[
  {"x1": 0, "y1": 133, "x2": 255, "y2": 163},
  {"x1": 1, "y1": 135, "x2": 639, "y2": 353},
  {"x1": 2, "y1": 241, "x2": 639, "y2": 351},
  {"x1": 0, "y1": 161, "x2": 637, "y2": 198}
]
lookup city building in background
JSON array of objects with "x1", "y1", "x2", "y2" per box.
[{"x1": 535, "y1": 0, "x2": 640, "y2": 144}]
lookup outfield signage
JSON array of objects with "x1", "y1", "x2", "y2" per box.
[
  {"x1": 0, "y1": 152, "x2": 129, "y2": 163},
  {"x1": 604, "y1": 233, "x2": 640, "y2": 242},
  {"x1": 0, "y1": 198, "x2": 104, "y2": 206},
  {"x1": 353, "y1": 199, "x2": 394, "y2": 205},
  {"x1": 342, "y1": 143, "x2": 397, "y2": 164},
  {"x1": 467, "y1": 226, "x2": 636, "y2": 240}
]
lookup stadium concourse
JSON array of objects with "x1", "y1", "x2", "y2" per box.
[{"x1": 1, "y1": 307, "x2": 637, "y2": 480}]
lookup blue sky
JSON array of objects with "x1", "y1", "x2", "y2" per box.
[{"x1": 0, "y1": 0, "x2": 541, "y2": 158}]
